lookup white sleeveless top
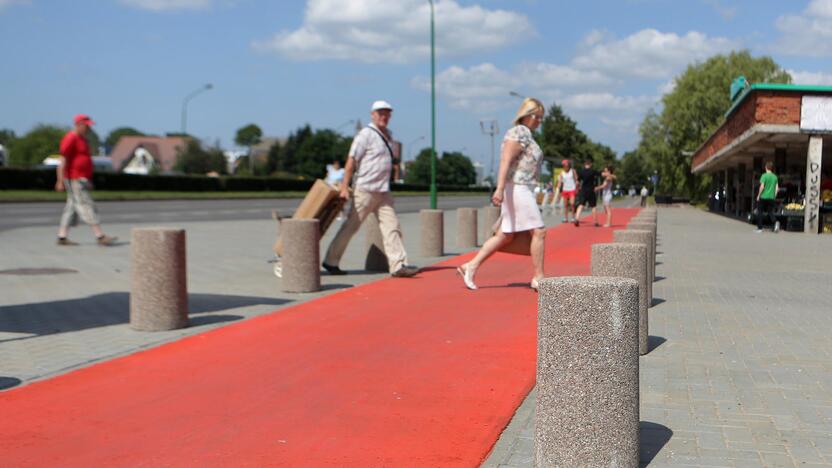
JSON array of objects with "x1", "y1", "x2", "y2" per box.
[{"x1": 560, "y1": 169, "x2": 577, "y2": 191}]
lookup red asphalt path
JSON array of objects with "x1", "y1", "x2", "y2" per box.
[{"x1": 1, "y1": 209, "x2": 637, "y2": 467}]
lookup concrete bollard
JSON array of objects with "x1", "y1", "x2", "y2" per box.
[
  {"x1": 364, "y1": 212, "x2": 388, "y2": 272},
  {"x1": 536, "y1": 276, "x2": 640, "y2": 467},
  {"x1": 130, "y1": 228, "x2": 188, "y2": 331},
  {"x1": 420, "y1": 209, "x2": 444, "y2": 257},
  {"x1": 628, "y1": 221, "x2": 657, "y2": 280},
  {"x1": 592, "y1": 243, "x2": 649, "y2": 355},
  {"x1": 482, "y1": 205, "x2": 501, "y2": 243},
  {"x1": 614, "y1": 229, "x2": 654, "y2": 308},
  {"x1": 457, "y1": 207, "x2": 478, "y2": 248},
  {"x1": 282, "y1": 219, "x2": 321, "y2": 293}
]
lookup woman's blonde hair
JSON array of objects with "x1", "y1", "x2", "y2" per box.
[{"x1": 513, "y1": 97, "x2": 545, "y2": 126}]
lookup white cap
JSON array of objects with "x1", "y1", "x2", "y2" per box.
[{"x1": 371, "y1": 100, "x2": 393, "y2": 112}]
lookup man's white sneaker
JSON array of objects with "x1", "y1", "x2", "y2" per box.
[{"x1": 774, "y1": 221, "x2": 780, "y2": 233}]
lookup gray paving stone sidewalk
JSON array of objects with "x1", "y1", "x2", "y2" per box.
[
  {"x1": 0, "y1": 202, "x2": 493, "y2": 386},
  {"x1": 483, "y1": 207, "x2": 832, "y2": 467},
  {"x1": 3, "y1": 197, "x2": 629, "y2": 388}
]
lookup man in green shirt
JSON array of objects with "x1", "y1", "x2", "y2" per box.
[{"x1": 756, "y1": 161, "x2": 780, "y2": 233}]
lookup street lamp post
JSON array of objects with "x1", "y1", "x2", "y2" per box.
[
  {"x1": 480, "y1": 120, "x2": 498, "y2": 183},
  {"x1": 429, "y1": 0, "x2": 437, "y2": 209},
  {"x1": 509, "y1": 91, "x2": 524, "y2": 99},
  {"x1": 181, "y1": 83, "x2": 213, "y2": 135},
  {"x1": 407, "y1": 136, "x2": 426, "y2": 161},
  {"x1": 336, "y1": 120, "x2": 356, "y2": 133}
]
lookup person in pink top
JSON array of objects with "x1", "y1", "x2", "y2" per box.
[{"x1": 55, "y1": 114, "x2": 116, "y2": 246}]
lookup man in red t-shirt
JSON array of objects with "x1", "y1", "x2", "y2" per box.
[{"x1": 55, "y1": 114, "x2": 116, "y2": 246}]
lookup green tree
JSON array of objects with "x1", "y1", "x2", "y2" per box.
[
  {"x1": 294, "y1": 129, "x2": 350, "y2": 179},
  {"x1": 437, "y1": 151, "x2": 476, "y2": 186},
  {"x1": 7, "y1": 125, "x2": 67, "y2": 167},
  {"x1": 635, "y1": 50, "x2": 791, "y2": 200},
  {"x1": 105, "y1": 127, "x2": 144, "y2": 150},
  {"x1": 617, "y1": 150, "x2": 651, "y2": 191},
  {"x1": 405, "y1": 148, "x2": 476, "y2": 186},
  {"x1": 404, "y1": 148, "x2": 432, "y2": 185},
  {"x1": 234, "y1": 123, "x2": 263, "y2": 174},
  {"x1": 0, "y1": 128, "x2": 16, "y2": 147},
  {"x1": 539, "y1": 103, "x2": 589, "y2": 166},
  {"x1": 174, "y1": 140, "x2": 227, "y2": 175}
]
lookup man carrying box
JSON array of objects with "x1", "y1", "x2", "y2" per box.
[{"x1": 321, "y1": 100, "x2": 419, "y2": 278}]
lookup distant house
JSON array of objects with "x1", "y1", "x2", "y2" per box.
[{"x1": 110, "y1": 136, "x2": 189, "y2": 174}]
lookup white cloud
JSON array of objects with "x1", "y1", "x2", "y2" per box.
[
  {"x1": 572, "y1": 29, "x2": 737, "y2": 79},
  {"x1": 701, "y1": 0, "x2": 737, "y2": 21},
  {"x1": 775, "y1": 0, "x2": 832, "y2": 56},
  {"x1": 0, "y1": 0, "x2": 29, "y2": 11},
  {"x1": 788, "y1": 69, "x2": 832, "y2": 86},
  {"x1": 253, "y1": 0, "x2": 534, "y2": 64},
  {"x1": 119, "y1": 0, "x2": 212, "y2": 11},
  {"x1": 562, "y1": 93, "x2": 656, "y2": 112}
]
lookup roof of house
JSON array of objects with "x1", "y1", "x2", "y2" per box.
[{"x1": 110, "y1": 136, "x2": 189, "y2": 173}]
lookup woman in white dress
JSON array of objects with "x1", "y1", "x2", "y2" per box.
[{"x1": 458, "y1": 98, "x2": 546, "y2": 291}]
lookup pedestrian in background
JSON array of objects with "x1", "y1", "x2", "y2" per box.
[
  {"x1": 458, "y1": 97, "x2": 546, "y2": 291},
  {"x1": 755, "y1": 161, "x2": 780, "y2": 233},
  {"x1": 597, "y1": 165, "x2": 616, "y2": 227},
  {"x1": 321, "y1": 100, "x2": 419, "y2": 277},
  {"x1": 556, "y1": 159, "x2": 577, "y2": 223},
  {"x1": 574, "y1": 158, "x2": 600, "y2": 227},
  {"x1": 55, "y1": 114, "x2": 116, "y2": 246},
  {"x1": 640, "y1": 185, "x2": 649, "y2": 207}
]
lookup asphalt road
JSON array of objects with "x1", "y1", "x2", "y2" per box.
[{"x1": 0, "y1": 195, "x2": 493, "y2": 232}]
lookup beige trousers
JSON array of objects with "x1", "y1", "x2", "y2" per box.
[{"x1": 323, "y1": 190, "x2": 408, "y2": 273}]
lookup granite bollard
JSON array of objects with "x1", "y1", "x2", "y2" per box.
[
  {"x1": 482, "y1": 205, "x2": 501, "y2": 242},
  {"x1": 614, "y1": 229, "x2": 654, "y2": 307},
  {"x1": 536, "y1": 276, "x2": 640, "y2": 467},
  {"x1": 130, "y1": 228, "x2": 188, "y2": 331},
  {"x1": 420, "y1": 209, "x2": 444, "y2": 257},
  {"x1": 628, "y1": 221, "x2": 657, "y2": 280},
  {"x1": 592, "y1": 243, "x2": 649, "y2": 355},
  {"x1": 364, "y1": 213, "x2": 388, "y2": 272},
  {"x1": 281, "y1": 219, "x2": 321, "y2": 293},
  {"x1": 457, "y1": 207, "x2": 478, "y2": 248}
]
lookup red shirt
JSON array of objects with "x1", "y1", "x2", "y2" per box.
[{"x1": 60, "y1": 131, "x2": 93, "y2": 180}]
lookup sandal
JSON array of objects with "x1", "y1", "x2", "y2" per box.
[{"x1": 457, "y1": 264, "x2": 478, "y2": 290}]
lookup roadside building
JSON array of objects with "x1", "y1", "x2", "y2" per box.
[{"x1": 691, "y1": 82, "x2": 832, "y2": 234}]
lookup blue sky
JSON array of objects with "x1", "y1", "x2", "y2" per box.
[{"x1": 3, "y1": 0, "x2": 832, "y2": 170}]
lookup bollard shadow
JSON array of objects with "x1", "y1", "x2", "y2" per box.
[
  {"x1": 479, "y1": 282, "x2": 533, "y2": 290},
  {"x1": 0, "y1": 292, "x2": 290, "y2": 343},
  {"x1": 655, "y1": 261, "x2": 663, "y2": 266},
  {"x1": 187, "y1": 314, "x2": 244, "y2": 327},
  {"x1": 654, "y1": 276, "x2": 666, "y2": 282},
  {"x1": 647, "y1": 336, "x2": 667, "y2": 353},
  {"x1": 640, "y1": 421, "x2": 673, "y2": 466},
  {"x1": 0, "y1": 377, "x2": 22, "y2": 391},
  {"x1": 418, "y1": 266, "x2": 457, "y2": 273},
  {"x1": 319, "y1": 283, "x2": 353, "y2": 292},
  {"x1": 650, "y1": 297, "x2": 666, "y2": 307}
]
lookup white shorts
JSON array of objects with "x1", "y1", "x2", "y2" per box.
[{"x1": 501, "y1": 183, "x2": 544, "y2": 233}]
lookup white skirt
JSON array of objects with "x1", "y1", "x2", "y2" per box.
[{"x1": 501, "y1": 183, "x2": 544, "y2": 233}]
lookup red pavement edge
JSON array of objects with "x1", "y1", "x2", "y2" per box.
[{"x1": 0, "y1": 209, "x2": 638, "y2": 467}]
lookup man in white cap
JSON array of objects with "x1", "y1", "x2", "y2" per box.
[{"x1": 321, "y1": 100, "x2": 419, "y2": 277}]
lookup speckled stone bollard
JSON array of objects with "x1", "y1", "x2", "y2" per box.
[
  {"x1": 628, "y1": 221, "x2": 657, "y2": 281},
  {"x1": 592, "y1": 243, "x2": 649, "y2": 355},
  {"x1": 282, "y1": 219, "x2": 320, "y2": 293},
  {"x1": 614, "y1": 229, "x2": 654, "y2": 308},
  {"x1": 364, "y1": 212, "x2": 388, "y2": 272},
  {"x1": 457, "y1": 207, "x2": 478, "y2": 248},
  {"x1": 420, "y1": 209, "x2": 444, "y2": 257},
  {"x1": 130, "y1": 228, "x2": 188, "y2": 331},
  {"x1": 482, "y1": 205, "x2": 501, "y2": 243},
  {"x1": 536, "y1": 276, "x2": 640, "y2": 467}
]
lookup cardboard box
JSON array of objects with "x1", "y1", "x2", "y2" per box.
[{"x1": 273, "y1": 179, "x2": 345, "y2": 257}]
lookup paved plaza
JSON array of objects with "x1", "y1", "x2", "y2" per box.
[
  {"x1": 2, "y1": 199, "x2": 831, "y2": 466},
  {"x1": 485, "y1": 207, "x2": 832, "y2": 467}
]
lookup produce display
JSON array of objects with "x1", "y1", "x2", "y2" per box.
[{"x1": 784, "y1": 202, "x2": 804, "y2": 211}]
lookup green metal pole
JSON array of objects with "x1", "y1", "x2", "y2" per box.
[{"x1": 429, "y1": 0, "x2": 437, "y2": 209}]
